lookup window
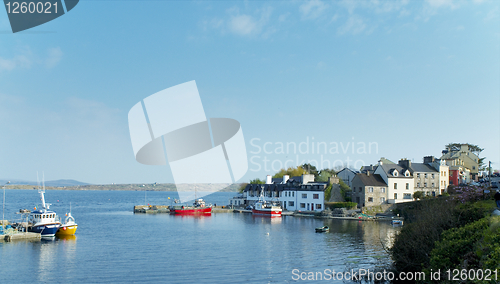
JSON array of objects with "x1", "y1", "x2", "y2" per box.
[
  {"x1": 431, "y1": 174, "x2": 435, "y2": 179},
  {"x1": 369, "y1": 187, "x2": 374, "y2": 192},
  {"x1": 315, "y1": 204, "x2": 322, "y2": 209},
  {"x1": 300, "y1": 203, "x2": 305, "y2": 208},
  {"x1": 394, "y1": 183, "x2": 397, "y2": 189},
  {"x1": 288, "y1": 201, "x2": 294, "y2": 207},
  {"x1": 417, "y1": 182, "x2": 420, "y2": 187},
  {"x1": 302, "y1": 193, "x2": 307, "y2": 199},
  {"x1": 417, "y1": 173, "x2": 421, "y2": 178},
  {"x1": 380, "y1": 197, "x2": 386, "y2": 203},
  {"x1": 313, "y1": 194, "x2": 319, "y2": 199},
  {"x1": 292, "y1": 192, "x2": 294, "y2": 197},
  {"x1": 406, "y1": 183, "x2": 409, "y2": 189},
  {"x1": 368, "y1": 197, "x2": 374, "y2": 202},
  {"x1": 381, "y1": 188, "x2": 386, "y2": 193},
  {"x1": 404, "y1": 193, "x2": 412, "y2": 199},
  {"x1": 424, "y1": 183, "x2": 427, "y2": 187},
  {"x1": 394, "y1": 193, "x2": 398, "y2": 199},
  {"x1": 432, "y1": 183, "x2": 435, "y2": 187},
  {"x1": 424, "y1": 173, "x2": 428, "y2": 178}
]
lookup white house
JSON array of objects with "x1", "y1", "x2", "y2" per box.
[
  {"x1": 374, "y1": 160, "x2": 415, "y2": 204},
  {"x1": 242, "y1": 174, "x2": 327, "y2": 212}
]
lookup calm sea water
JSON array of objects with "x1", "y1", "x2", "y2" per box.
[{"x1": 0, "y1": 189, "x2": 397, "y2": 283}]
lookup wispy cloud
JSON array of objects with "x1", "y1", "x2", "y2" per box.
[
  {"x1": 0, "y1": 55, "x2": 31, "y2": 71},
  {"x1": 425, "y1": 0, "x2": 457, "y2": 9},
  {"x1": 46, "y1": 47, "x2": 63, "y2": 68},
  {"x1": 228, "y1": 6, "x2": 273, "y2": 36},
  {"x1": 338, "y1": 14, "x2": 366, "y2": 35},
  {"x1": 299, "y1": 0, "x2": 328, "y2": 20},
  {"x1": 0, "y1": 47, "x2": 62, "y2": 72}
]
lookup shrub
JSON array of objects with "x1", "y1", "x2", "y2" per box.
[{"x1": 429, "y1": 218, "x2": 489, "y2": 272}]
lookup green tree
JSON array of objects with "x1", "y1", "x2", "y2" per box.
[
  {"x1": 301, "y1": 163, "x2": 319, "y2": 178},
  {"x1": 272, "y1": 166, "x2": 307, "y2": 179},
  {"x1": 413, "y1": 191, "x2": 424, "y2": 200},
  {"x1": 249, "y1": 178, "x2": 265, "y2": 184},
  {"x1": 317, "y1": 168, "x2": 337, "y2": 182}
]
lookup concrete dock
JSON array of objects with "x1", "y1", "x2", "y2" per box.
[{"x1": 0, "y1": 232, "x2": 41, "y2": 242}]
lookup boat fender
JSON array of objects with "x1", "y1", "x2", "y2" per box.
[{"x1": 63, "y1": 227, "x2": 67, "y2": 231}]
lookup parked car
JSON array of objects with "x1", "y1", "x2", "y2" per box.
[{"x1": 492, "y1": 181, "x2": 499, "y2": 188}]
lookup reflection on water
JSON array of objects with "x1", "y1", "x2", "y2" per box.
[{"x1": 1, "y1": 190, "x2": 399, "y2": 283}]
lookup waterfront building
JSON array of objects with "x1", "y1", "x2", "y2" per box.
[
  {"x1": 374, "y1": 159, "x2": 415, "y2": 204},
  {"x1": 337, "y1": 168, "x2": 358, "y2": 188},
  {"x1": 351, "y1": 172, "x2": 387, "y2": 208},
  {"x1": 242, "y1": 174, "x2": 327, "y2": 212},
  {"x1": 440, "y1": 144, "x2": 480, "y2": 181}
]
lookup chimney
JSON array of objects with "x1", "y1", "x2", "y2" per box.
[
  {"x1": 266, "y1": 175, "x2": 272, "y2": 184},
  {"x1": 378, "y1": 159, "x2": 383, "y2": 165},
  {"x1": 423, "y1": 156, "x2": 435, "y2": 164},
  {"x1": 282, "y1": 175, "x2": 289, "y2": 184},
  {"x1": 328, "y1": 176, "x2": 339, "y2": 185},
  {"x1": 367, "y1": 171, "x2": 370, "y2": 177},
  {"x1": 398, "y1": 159, "x2": 411, "y2": 169}
]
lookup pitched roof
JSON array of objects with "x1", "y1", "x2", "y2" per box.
[
  {"x1": 378, "y1": 164, "x2": 412, "y2": 178},
  {"x1": 338, "y1": 168, "x2": 359, "y2": 174},
  {"x1": 410, "y1": 163, "x2": 438, "y2": 173},
  {"x1": 354, "y1": 173, "x2": 387, "y2": 187}
]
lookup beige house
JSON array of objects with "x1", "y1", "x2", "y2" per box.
[
  {"x1": 351, "y1": 172, "x2": 388, "y2": 208},
  {"x1": 440, "y1": 144, "x2": 480, "y2": 180}
]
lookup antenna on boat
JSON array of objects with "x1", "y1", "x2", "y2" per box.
[{"x1": 37, "y1": 171, "x2": 49, "y2": 210}]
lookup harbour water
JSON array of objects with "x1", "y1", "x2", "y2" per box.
[{"x1": 1, "y1": 189, "x2": 398, "y2": 283}]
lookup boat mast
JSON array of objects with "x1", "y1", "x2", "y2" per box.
[{"x1": 37, "y1": 172, "x2": 48, "y2": 210}]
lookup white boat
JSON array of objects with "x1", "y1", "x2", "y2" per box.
[
  {"x1": 252, "y1": 191, "x2": 282, "y2": 217},
  {"x1": 28, "y1": 174, "x2": 61, "y2": 237}
]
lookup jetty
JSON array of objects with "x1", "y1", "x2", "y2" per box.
[
  {"x1": 132, "y1": 205, "x2": 390, "y2": 221},
  {"x1": 0, "y1": 232, "x2": 41, "y2": 242}
]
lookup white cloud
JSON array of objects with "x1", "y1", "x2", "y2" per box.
[
  {"x1": 46, "y1": 47, "x2": 63, "y2": 68},
  {"x1": 338, "y1": 15, "x2": 366, "y2": 35},
  {"x1": 0, "y1": 55, "x2": 31, "y2": 71},
  {"x1": 299, "y1": 0, "x2": 328, "y2": 20},
  {"x1": 425, "y1": 0, "x2": 457, "y2": 8},
  {"x1": 278, "y1": 13, "x2": 289, "y2": 23},
  {"x1": 227, "y1": 6, "x2": 273, "y2": 37},
  {"x1": 0, "y1": 46, "x2": 62, "y2": 71},
  {"x1": 229, "y1": 15, "x2": 257, "y2": 35}
]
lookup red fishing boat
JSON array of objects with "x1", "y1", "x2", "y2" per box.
[
  {"x1": 252, "y1": 192, "x2": 282, "y2": 217},
  {"x1": 170, "y1": 199, "x2": 212, "y2": 215}
]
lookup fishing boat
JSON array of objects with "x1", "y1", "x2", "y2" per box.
[
  {"x1": 56, "y1": 212, "x2": 78, "y2": 236},
  {"x1": 315, "y1": 226, "x2": 329, "y2": 233},
  {"x1": 169, "y1": 199, "x2": 212, "y2": 215},
  {"x1": 27, "y1": 174, "x2": 61, "y2": 237},
  {"x1": 252, "y1": 191, "x2": 282, "y2": 217}
]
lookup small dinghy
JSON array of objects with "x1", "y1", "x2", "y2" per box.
[{"x1": 315, "y1": 226, "x2": 329, "y2": 233}]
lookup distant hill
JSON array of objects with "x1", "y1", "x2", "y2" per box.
[{"x1": 0, "y1": 179, "x2": 90, "y2": 187}]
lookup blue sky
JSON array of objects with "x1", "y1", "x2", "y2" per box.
[{"x1": 0, "y1": 0, "x2": 499, "y2": 184}]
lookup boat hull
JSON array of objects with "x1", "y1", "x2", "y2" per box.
[
  {"x1": 56, "y1": 224, "x2": 78, "y2": 236},
  {"x1": 170, "y1": 207, "x2": 212, "y2": 215},
  {"x1": 252, "y1": 209, "x2": 282, "y2": 217},
  {"x1": 29, "y1": 223, "x2": 60, "y2": 237}
]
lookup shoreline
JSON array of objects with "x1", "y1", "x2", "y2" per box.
[{"x1": 2, "y1": 183, "x2": 242, "y2": 192}]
